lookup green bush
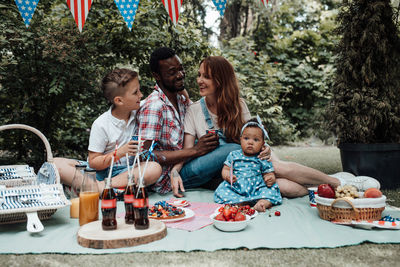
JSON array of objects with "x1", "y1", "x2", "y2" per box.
[{"x1": 329, "y1": 0, "x2": 400, "y2": 144}]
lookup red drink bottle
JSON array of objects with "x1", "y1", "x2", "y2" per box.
[
  {"x1": 101, "y1": 176, "x2": 117, "y2": 230},
  {"x1": 133, "y1": 183, "x2": 149, "y2": 230},
  {"x1": 124, "y1": 183, "x2": 135, "y2": 224}
]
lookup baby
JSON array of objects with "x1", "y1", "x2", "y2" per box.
[{"x1": 214, "y1": 117, "x2": 282, "y2": 212}]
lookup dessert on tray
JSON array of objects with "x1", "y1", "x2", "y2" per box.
[{"x1": 149, "y1": 201, "x2": 186, "y2": 220}]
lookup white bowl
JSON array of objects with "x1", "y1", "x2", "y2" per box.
[{"x1": 210, "y1": 213, "x2": 251, "y2": 232}]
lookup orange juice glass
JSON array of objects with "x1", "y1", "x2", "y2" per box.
[{"x1": 79, "y1": 191, "x2": 99, "y2": 225}]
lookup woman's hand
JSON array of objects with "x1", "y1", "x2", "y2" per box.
[
  {"x1": 170, "y1": 169, "x2": 185, "y2": 198},
  {"x1": 258, "y1": 145, "x2": 271, "y2": 161}
]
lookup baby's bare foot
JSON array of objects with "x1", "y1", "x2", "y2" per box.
[{"x1": 253, "y1": 199, "x2": 272, "y2": 212}]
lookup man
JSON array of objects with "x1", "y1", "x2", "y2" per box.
[{"x1": 136, "y1": 47, "x2": 219, "y2": 194}]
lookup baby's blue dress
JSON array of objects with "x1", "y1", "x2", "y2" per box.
[{"x1": 214, "y1": 150, "x2": 282, "y2": 205}]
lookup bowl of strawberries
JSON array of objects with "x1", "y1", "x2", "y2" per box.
[{"x1": 210, "y1": 205, "x2": 251, "y2": 232}]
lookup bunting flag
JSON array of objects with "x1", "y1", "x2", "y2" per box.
[
  {"x1": 114, "y1": 0, "x2": 140, "y2": 30},
  {"x1": 212, "y1": 0, "x2": 227, "y2": 17},
  {"x1": 161, "y1": 0, "x2": 182, "y2": 25},
  {"x1": 15, "y1": 0, "x2": 39, "y2": 28},
  {"x1": 260, "y1": 0, "x2": 269, "y2": 8},
  {"x1": 66, "y1": 0, "x2": 93, "y2": 32}
]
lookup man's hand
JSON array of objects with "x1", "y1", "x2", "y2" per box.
[
  {"x1": 263, "y1": 172, "x2": 276, "y2": 187},
  {"x1": 193, "y1": 133, "x2": 219, "y2": 157},
  {"x1": 258, "y1": 145, "x2": 271, "y2": 161},
  {"x1": 171, "y1": 169, "x2": 185, "y2": 198}
]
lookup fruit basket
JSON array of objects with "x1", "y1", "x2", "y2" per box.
[
  {"x1": 0, "y1": 124, "x2": 70, "y2": 231},
  {"x1": 315, "y1": 193, "x2": 386, "y2": 222}
]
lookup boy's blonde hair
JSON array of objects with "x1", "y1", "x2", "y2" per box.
[{"x1": 101, "y1": 68, "x2": 138, "y2": 104}]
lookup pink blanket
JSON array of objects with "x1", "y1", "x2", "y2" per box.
[{"x1": 164, "y1": 201, "x2": 222, "y2": 231}]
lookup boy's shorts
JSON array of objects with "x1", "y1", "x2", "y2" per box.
[{"x1": 76, "y1": 161, "x2": 128, "y2": 181}]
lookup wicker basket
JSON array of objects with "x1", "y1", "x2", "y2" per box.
[
  {"x1": 0, "y1": 124, "x2": 69, "y2": 227},
  {"x1": 315, "y1": 195, "x2": 386, "y2": 222}
]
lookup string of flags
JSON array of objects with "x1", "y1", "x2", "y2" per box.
[{"x1": 14, "y1": 0, "x2": 270, "y2": 31}]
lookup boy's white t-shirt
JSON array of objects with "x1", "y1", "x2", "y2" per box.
[
  {"x1": 88, "y1": 107, "x2": 137, "y2": 166},
  {"x1": 184, "y1": 98, "x2": 251, "y2": 139}
]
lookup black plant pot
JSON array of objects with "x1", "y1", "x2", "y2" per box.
[{"x1": 338, "y1": 143, "x2": 400, "y2": 189}]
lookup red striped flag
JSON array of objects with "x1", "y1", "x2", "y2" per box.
[
  {"x1": 66, "y1": 0, "x2": 93, "y2": 32},
  {"x1": 260, "y1": 0, "x2": 268, "y2": 8},
  {"x1": 161, "y1": 0, "x2": 182, "y2": 25}
]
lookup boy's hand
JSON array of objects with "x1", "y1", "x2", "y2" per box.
[
  {"x1": 263, "y1": 172, "x2": 276, "y2": 187},
  {"x1": 119, "y1": 140, "x2": 139, "y2": 157},
  {"x1": 258, "y1": 145, "x2": 271, "y2": 161},
  {"x1": 170, "y1": 169, "x2": 185, "y2": 198}
]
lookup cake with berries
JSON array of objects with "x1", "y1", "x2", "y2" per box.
[{"x1": 149, "y1": 201, "x2": 186, "y2": 220}]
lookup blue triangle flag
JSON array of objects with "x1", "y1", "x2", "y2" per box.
[
  {"x1": 212, "y1": 0, "x2": 227, "y2": 16},
  {"x1": 114, "y1": 0, "x2": 140, "y2": 31},
  {"x1": 14, "y1": 0, "x2": 39, "y2": 28}
]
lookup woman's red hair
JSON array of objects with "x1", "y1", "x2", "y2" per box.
[{"x1": 201, "y1": 56, "x2": 244, "y2": 143}]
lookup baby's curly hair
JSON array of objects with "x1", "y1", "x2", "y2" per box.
[{"x1": 101, "y1": 68, "x2": 138, "y2": 104}]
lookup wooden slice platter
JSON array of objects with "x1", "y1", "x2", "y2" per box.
[{"x1": 77, "y1": 218, "x2": 167, "y2": 249}]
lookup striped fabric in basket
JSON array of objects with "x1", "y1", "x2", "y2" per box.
[
  {"x1": 0, "y1": 165, "x2": 37, "y2": 187},
  {"x1": 0, "y1": 184, "x2": 70, "y2": 214}
]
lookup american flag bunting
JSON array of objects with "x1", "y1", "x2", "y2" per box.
[
  {"x1": 212, "y1": 0, "x2": 227, "y2": 16},
  {"x1": 161, "y1": 0, "x2": 182, "y2": 25},
  {"x1": 114, "y1": 0, "x2": 140, "y2": 30},
  {"x1": 14, "y1": 0, "x2": 39, "y2": 28},
  {"x1": 66, "y1": 0, "x2": 93, "y2": 32},
  {"x1": 260, "y1": 0, "x2": 269, "y2": 8}
]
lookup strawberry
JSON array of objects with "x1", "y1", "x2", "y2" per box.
[
  {"x1": 215, "y1": 213, "x2": 225, "y2": 221},
  {"x1": 234, "y1": 212, "x2": 246, "y2": 221},
  {"x1": 218, "y1": 206, "x2": 224, "y2": 212},
  {"x1": 223, "y1": 208, "x2": 232, "y2": 220},
  {"x1": 229, "y1": 206, "x2": 238, "y2": 217}
]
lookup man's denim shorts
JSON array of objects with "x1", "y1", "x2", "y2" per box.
[{"x1": 77, "y1": 161, "x2": 128, "y2": 181}]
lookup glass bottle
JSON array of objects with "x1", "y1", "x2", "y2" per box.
[
  {"x1": 133, "y1": 182, "x2": 149, "y2": 230},
  {"x1": 79, "y1": 168, "x2": 99, "y2": 226},
  {"x1": 101, "y1": 175, "x2": 117, "y2": 230},
  {"x1": 124, "y1": 172, "x2": 135, "y2": 224},
  {"x1": 70, "y1": 164, "x2": 86, "y2": 219}
]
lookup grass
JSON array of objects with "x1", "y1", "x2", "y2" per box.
[{"x1": 0, "y1": 145, "x2": 399, "y2": 267}]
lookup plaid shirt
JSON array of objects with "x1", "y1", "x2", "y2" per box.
[{"x1": 136, "y1": 85, "x2": 189, "y2": 193}]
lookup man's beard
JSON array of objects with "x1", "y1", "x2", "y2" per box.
[{"x1": 162, "y1": 79, "x2": 185, "y2": 93}]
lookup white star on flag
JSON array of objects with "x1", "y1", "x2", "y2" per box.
[
  {"x1": 161, "y1": 0, "x2": 183, "y2": 25},
  {"x1": 66, "y1": 0, "x2": 93, "y2": 32}
]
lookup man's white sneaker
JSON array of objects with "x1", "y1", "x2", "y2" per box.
[{"x1": 341, "y1": 175, "x2": 381, "y2": 191}]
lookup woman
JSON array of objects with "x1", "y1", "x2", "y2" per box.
[
  {"x1": 171, "y1": 56, "x2": 261, "y2": 197},
  {"x1": 172, "y1": 56, "x2": 380, "y2": 198}
]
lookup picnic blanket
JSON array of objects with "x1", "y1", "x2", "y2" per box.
[{"x1": 0, "y1": 189, "x2": 399, "y2": 254}]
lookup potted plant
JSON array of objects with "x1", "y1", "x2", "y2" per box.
[{"x1": 329, "y1": 0, "x2": 400, "y2": 189}]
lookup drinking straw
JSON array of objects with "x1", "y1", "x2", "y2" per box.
[
  {"x1": 139, "y1": 140, "x2": 154, "y2": 186},
  {"x1": 107, "y1": 155, "x2": 115, "y2": 180},
  {"x1": 126, "y1": 153, "x2": 132, "y2": 181},
  {"x1": 230, "y1": 162, "x2": 233, "y2": 188}
]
